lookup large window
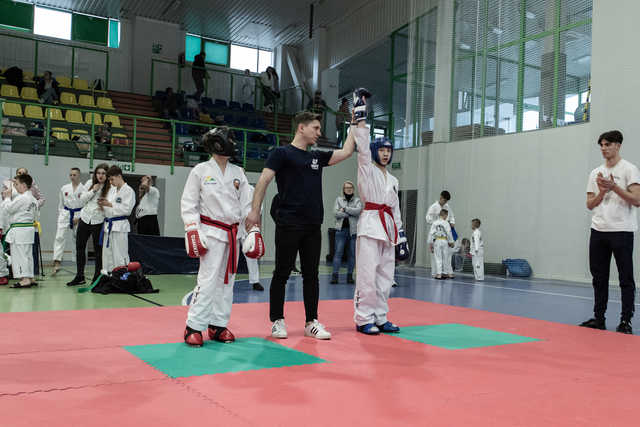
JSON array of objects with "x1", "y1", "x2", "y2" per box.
[
  {"x1": 230, "y1": 44, "x2": 272, "y2": 73},
  {"x1": 34, "y1": 6, "x2": 72, "y2": 40},
  {"x1": 185, "y1": 34, "x2": 229, "y2": 66},
  {"x1": 0, "y1": 0, "x2": 33, "y2": 31},
  {"x1": 451, "y1": 0, "x2": 592, "y2": 141}
]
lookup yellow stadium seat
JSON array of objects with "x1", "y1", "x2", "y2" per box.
[
  {"x1": 71, "y1": 129, "x2": 88, "y2": 135},
  {"x1": 1, "y1": 84, "x2": 19, "y2": 98},
  {"x1": 21, "y1": 87, "x2": 39, "y2": 101},
  {"x1": 24, "y1": 105, "x2": 44, "y2": 120},
  {"x1": 53, "y1": 131, "x2": 70, "y2": 141},
  {"x1": 57, "y1": 76, "x2": 72, "y2": 88},
  {"x1": 85, "y1": 112, "x2": 102, "y2": 125},
  {"x1": 78, "y1": 94, "x2": 95, "y2": 108},
  {"x1": 47, "y1": 108, "x2": 64, "y2": 121},
  {"x1": 73, "y1": 79, "x2": 89, "y2": 90},
  {"x1": 51, "y1": 127, "x2": 67, "y2": 132},
  {"x1": 61, "y1": 92, "x2": 77, "y2": 105},
  {"x1": 23, "y1": 71, "x2": 34, "y2": 81},
  {"x1": 96, "y1": 97, "x2": 115, "y2": 110},
  {"x1": 65, "y1": 110, "x2": 84, "y2": 124},
  {"x1": 2, "y1": 102, "x2": 23, "y2": 117},
  {"x1": 103, "y1": 114, "x2": 122, "y2": 128}
]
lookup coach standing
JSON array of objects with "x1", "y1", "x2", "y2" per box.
[{"x1": 581, "y1": 130, "x2": 640, "y2": 334}]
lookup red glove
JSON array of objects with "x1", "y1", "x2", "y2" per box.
[
  {"x1": 185, "y1": 225, "x2": 207, "y2": 258},
  {"x1": 242, "y1": 226, "x2": 265, "y2": 259}
]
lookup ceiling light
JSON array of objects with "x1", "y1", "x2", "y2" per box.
[
  {"x1": 460, "y1": 43, "x2": 471, "y2": 50},
  {"x1": 526, "y1": 11, "x2": 536, "y2": 19},
  {"x1": 575, "y1": 54, "x2": 591, "y2": 63},
  {"x1": 492, "y1": 27, "x2": 504, "y2": 35}
]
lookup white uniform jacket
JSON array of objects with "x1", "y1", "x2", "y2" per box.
[
  {"x1": 472, "y1": 229, "x2": 484, "y2": 254},
  {"x1": 425, "y1": 201, "x2": 455, "y2": 226},
  {"x1": 103, "y1": 184, "x2": 135, "y2": 233},
  {"x1": 136, "y1": 186, "x2": 160, "y2": 219},
  {"x1": 429, "y1": 219, "x2": 454, "y2": 243},
  {"x1": 352, "y1": 126, "x2": 402, "y2": 243},
  {"x1": 181, "y1": 159, "x2": 252, "y2": 243},
  {"x1": 2, "y1": 191, "x2": 37, "y2": 244},
  {"x1": 78, "y1": 180, "x2": 106, "y2": 225},
  {"x1": 57, "y1": 183, "x2": 85, "y2": 229}
]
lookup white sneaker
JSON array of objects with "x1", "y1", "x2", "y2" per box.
[
  {"x1": 304, "y1": 320, "x2": 331, "y2": 340},
  {"x1": 271, "y1": 319, "x2": 287, "y2": 339}
]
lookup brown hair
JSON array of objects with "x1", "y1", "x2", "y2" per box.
[
  {"x1": 92, "y1": 163, "x2": 110, "y2": 198},
  {"x1": 293, "y1": 111, "x2": 322, "y2": 133}
]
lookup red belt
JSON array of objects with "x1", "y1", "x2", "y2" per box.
[
  {"x1": 200, "y1": 215, "x2": 239, "y2": 284},
  {"x1": 364, "y1": 202, "x2": 397, "y2": 244}
]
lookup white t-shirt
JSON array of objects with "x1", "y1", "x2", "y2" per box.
[{"x1": 586, "y1": 158, "x2": 640, "y2": 232}]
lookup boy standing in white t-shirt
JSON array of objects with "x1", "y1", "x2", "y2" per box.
[
  {"x1": 581, "y1": 130, "x2": 640, "y2": 334},
  {"x1": 429, "y1": 210, "x2": 454, "y2": 280}
]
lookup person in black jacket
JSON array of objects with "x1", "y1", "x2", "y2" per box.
[
  {"x1": 35, "y1": 71, "x2": 61, "y2": 105},
  {"x1": 192, "y1": 51, "x2": 207, "y2": 100}
]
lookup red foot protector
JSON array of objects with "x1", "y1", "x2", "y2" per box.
[
  {"x1": 184, "y1": 328, "x2": 203, "y2": 347},
  {"x1": 208, "y1": 326, "x2": 235, "y2": 343}
]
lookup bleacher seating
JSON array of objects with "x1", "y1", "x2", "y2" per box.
[
  {"x1": 104, "y1": 114, "x2": 122, "y2": 128},
  {"x1": 24, "y1": 105, "x2": 44, "y2": 120},
  {"x1": 65, "y1": 109, "x2": 84, "y2": 124},
  {"x1": 47, "y1": 108, "x2": 64, "y2": 121},
  {"x1": 1, "y1": 84, "x2": 18, "y2": 98},
  {"x1": 21, "y1": 87, "x2": 38, "y2": 101},
  {"x1": 78, "y1": 94, "x2": 96, "y2": 108},
  {"x1": 73, "y1": 79, "x2": 89, "y2": 91},
  {"x1": 3, "y1": 102, "x2": 22, "y2": 117},
  {"x1": 61, "y1": 92, "x2": 77, "y2": 105},
  {"x1": 85, "y1": 112, "x2": 102, "y2": 125},
  {"x1": 97, "y1": 97, "x2": 115, "y2": 110},
  {"x1": 57, "y1": 76, "x2": 72, "y2": 88}
]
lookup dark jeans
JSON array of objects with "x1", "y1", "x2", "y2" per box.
[
  {"x1": 332, "y1": 228, "x2": 355, "y2": 275},
  {"x1": 589, "y1": 229, "x2": 635, "y2": 321},
  {"x1": 270, "y1": 225, "x2": 321, "y2": 322},
  {"x1": 76, "y1": 219, "x2": 103, "y2": 279},
  {"x1": 193, "y1": 76, "x2": 204, "y2": 100},
  {"x1": 137, "y1": 215, "x2": 160, "y2": 235}
]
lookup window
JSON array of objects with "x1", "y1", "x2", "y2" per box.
[
  {"x1": 34, "y1": 6, "x2": 72, "y2": 40},
  {"x1": 108, "y1": 19, "x2": 120, "y2": 48},
  {"x1": 0, "y1": 0, "x2": 34, "y2": 32},
  {"x1": 72, "y1": 13, "x2": 108, "y2": 46},
  {"x1": 451, "y1": 0, "x2": 593, "y2": 141},
  {"x1": 204, "y1": 40, "x2": 229, "y2": 66},
  {"x1": 185, "y1": 34, "x2": 202, "y2": 62},
  {"x1": 230, "y1": 44, "x2": 273, "y2": 73}
]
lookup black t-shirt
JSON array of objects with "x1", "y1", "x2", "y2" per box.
[{"x1": 265, "y1": 144, "x2": 333, "y2": 226}]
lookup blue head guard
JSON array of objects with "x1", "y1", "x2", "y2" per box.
[{"x1": 370, "y1": 137, "x2": 393, "y2": 166}]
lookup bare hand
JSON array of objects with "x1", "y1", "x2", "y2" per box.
[
  {"x1": 1, "y1": 189, "x2": 10, "y2": 199},
  {"x1": 245, "y1": 209, "x2": 261, "y2": 231},
  {"x1": 97, "y1": 198, "x2": 112, "y2": 208},
  {"x1": 597, "y1": 172, "x2": 616, "y2": 191},
  {"x1": 449, "y1": 243, "x2": 454, "y2": 248},
  {"x1": 92, "y1": 183, "x2": 101, "y2": 192}
]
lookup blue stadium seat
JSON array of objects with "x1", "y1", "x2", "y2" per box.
[
  {"x1": 201, "y1": 97, "x2": 213, "y2": 107},
  {"x1": 242, "y1": 103, "x2": 255, "y2": 112},
  {"x1": 214, "y1": 99, "x2": 227, "y2": 108},
  {"x1": 229, "y1": 101, "x2": 241, "y2": 111}
]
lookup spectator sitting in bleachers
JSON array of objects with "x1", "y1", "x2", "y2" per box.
[
  {"x1": 35, "y1": 71, "x2": 61, "y2": 105},
  {"x1": 95, "y1": 121, "x2": 113, "y2": 157},
  {"x1": 185, "y1": 95, "x2": 200, "y2": 121},
  {"x1": 162, "y1": 87, "x2": 182, "y2": 125},
  {"x1": 3, "y1": 66, "x2": 25, "y2": 91}
]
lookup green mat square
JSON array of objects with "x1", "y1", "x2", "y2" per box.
[
  {"x1": 390, "y1": 323, "x2": 539, "y2": 350},
  {"x1": 124, "y1": 337, "x2": 327, "y2": 378}
]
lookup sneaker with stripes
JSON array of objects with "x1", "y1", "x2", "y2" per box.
[{"x1": 304, "y1": 319, "x2": 331, "y2": 340}]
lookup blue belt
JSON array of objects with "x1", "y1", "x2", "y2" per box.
[
  {"x1": 64, "y1": 206, "x2": 82, "y2": 229},
  {"x1": 99, "y1": 216, "x2": 128, "y2": 248}
]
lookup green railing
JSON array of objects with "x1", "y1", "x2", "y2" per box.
[
  {"x1": 0, "y1": 97, "x2": 293, "y2": 174},
  {"x1": 0, "y1": 31, "x2": 109, "y2": 89}
]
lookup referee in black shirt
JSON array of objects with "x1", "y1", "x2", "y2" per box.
[{"x1": 246, "y1": 111, "x2": 357, "y2": 340}]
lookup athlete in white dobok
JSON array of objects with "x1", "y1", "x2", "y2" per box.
[
  {"x1": 471, "y1": 218, "x2": 485, "y2": 280},
  {"x1": 1, "y1": 173, "x2": 38, "y2": 288},
  {"x1": 425, "y1": 191, "x2": 455, "y2": 278},
  {"x1": 98, "y1": 166, "x2": 135, "y2": 275},
  {"x1": 351, "y1": 88, "x2": 409, "y2": 335},
  {"x1": 52, "y1": 168, "x2": 84, "y2": 275},
  {"x1": 181, "y1": 127, "x2": 261, "y2": 347},
  {"x1": 429, "y1": 210, "x2": 455, "y2": 280}
]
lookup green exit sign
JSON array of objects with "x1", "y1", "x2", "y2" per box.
[{"x1": 391, "y1": 162, "x2": 401, "y2": 170}]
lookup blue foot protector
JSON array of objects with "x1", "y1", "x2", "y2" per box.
[
  {"x1": 376, "y1": 321, "x2": 400, "y2": 333},
  {"x1": 356, "y1": 323, "x2": 380, "y2": 335}
]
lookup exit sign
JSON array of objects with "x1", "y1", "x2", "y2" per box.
[{"x1": 391, "y1": 162, "x2": 401, "y2": 169}]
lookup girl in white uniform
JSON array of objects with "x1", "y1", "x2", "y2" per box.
[
  {"x1": 181, "y1": 127, "x2": 252, "y2": 347},
  {"x1": 1, "y1": 174, "x2": 38, "y2": 288}
]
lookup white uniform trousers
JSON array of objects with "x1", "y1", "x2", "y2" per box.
[
  {"x1": 472, "y1": 250, "x2": 485, "y2": 280},
  {"x1": 0, "y1": 248, "x2": 9, "y2": 277},
  {"x1": 11, "y1": 243, "x2": 33, "y2": 279},
  {"x1": 246, "y1": 256, "x2": 259, "y2": 284},
  {"x1": 354, "y1": 236, "x2": 395, "y2": 326},
  {"x1": 187, "y1": 236, "x2": 237, "y2": 330},
  {"x1": 433, "y1": 239, "x2": 450, "y2": 276},
  {"x1": 101, "y1": 231, "x2": 129, "y2": 275},
  {"x1": 53, "y1": 225, "x2": 77, "y2": 262},
  {"x1": 444, "y1": 246, "x2": 454, "y2": 275}
]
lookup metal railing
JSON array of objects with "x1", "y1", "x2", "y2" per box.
[{"x1": 0, "y1": 97, "x2": 293, "y2": 174}]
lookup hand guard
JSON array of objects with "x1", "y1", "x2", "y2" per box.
[
  {"x1": 352, "y1": 87, "x2": 372, "y2": 122},
  {"x1": 184, "y1": 224, "x2": 208, "y2": 258},
  {"x1": 396, "y1": 229, "x2": 410, "y2": 261},
  {"x1": 242, "y1": 226, "x2": 265, "y2": 259}
]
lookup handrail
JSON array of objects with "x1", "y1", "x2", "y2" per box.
[
  {"x1": 0, "y1": 97, "x2": 293, "y2": 174},
  {"x1": 0, "y1": 31, "x2": 109, "y2": 89}
]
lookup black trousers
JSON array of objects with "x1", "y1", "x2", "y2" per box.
[
  {"x1": 76, "y1": 219, "x2": 103, "y2": 279},
  {"x1": 589, "y1": 229, "x2": 636, "y2": 321},
  {"x1": 270, "y1": 225, "x2": 322, "y2": 322},
  {"x1": 137, "y1": 215, "x2": 160, "y2": 236}
]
